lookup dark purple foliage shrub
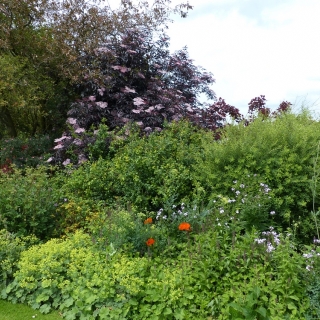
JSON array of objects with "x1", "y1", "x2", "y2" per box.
[
  {"x1": 49, "y1": 28, "x2": 244, "y2": 164},
  {"x1": 248, "y1": 95, "x2": 270, "y2": 119},
  {"x1": 246, "y1": 95, "x2": 292, "y2": 124}
]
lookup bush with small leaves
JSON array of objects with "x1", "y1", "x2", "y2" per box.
[
  {"x1": 0, "y1": 230, "x2": 39, "y2": 293},
  {"x1": 0, "y1": 166, "x2": 64, "y2": 239}
]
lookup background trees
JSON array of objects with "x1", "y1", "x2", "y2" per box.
[{"x1": 0, "y1": 0, "x2": 193, "y2": 137}]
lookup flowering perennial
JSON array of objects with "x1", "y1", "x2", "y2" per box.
[
  {"x1": 179, "y1": 222, "x2": 191, "y2": 231},
  {"x1": 144, "y1": 217, "x2": 152, "y2": 224},
  {"x1": 146, "y1": 238, "x2": 155, "y2": 246}
]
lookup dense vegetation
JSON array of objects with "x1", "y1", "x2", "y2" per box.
[
  {"x1": 1, "y1": 0, "x2": 320, "y2": 319},
  {"x1": 1, "y1": 112, "x2": 320, "y2": 319}
]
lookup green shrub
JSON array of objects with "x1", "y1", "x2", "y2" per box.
[
  {"x1": 196, "y1": 111, "x2": 320, "y2": 242},
  {"x1": 52, "y1": 112, "x2": 320, "y2": 243},
  {"x1": 0, "y1": 230, "x2": 39, "y2": 293},
  {"x1": 0, "y1": 135, "x2": 53, "y2": 169},
  {"x1": 59, "y1": 120, "x2": 211, "y2": 212},
  {"x1": 0, "y1": 166, "x2": 64, "y2": 239}
]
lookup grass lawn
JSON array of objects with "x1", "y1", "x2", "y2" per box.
[{"x1": 0, "y1": 300, "x2": 62, "y2": 320}]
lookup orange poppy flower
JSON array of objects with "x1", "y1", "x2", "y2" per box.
[
  {"x1": 179, "y1": 222, "x2": 191, "y2": 231},
  {"x1": 146, "y1": 238, "x2": 155, "y2": 246},
  {"x1": 144, "y1": 217, "x2": 153, "y2": 224}
]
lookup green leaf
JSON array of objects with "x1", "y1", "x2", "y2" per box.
[
  {"x1": 39, "y1": 303, "x2": 51, "y2": 314},
  {"x1": 287, "y1": 303, "x2": 296, "y2": 310},
  {"x1": 163, "y1": 307, "x2": 172, "y2": 315},
  {"x1": 256, "y1": 306, "x2": 267, "y2": 317},
  {"x1": 174, "y1": 308, "x2": 185, "y2": 320}
]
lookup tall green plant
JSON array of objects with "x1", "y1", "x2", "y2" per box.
[{"x1": 196, "y1": 111, "x2": 320, "y2": 242}]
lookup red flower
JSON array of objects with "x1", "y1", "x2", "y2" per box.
[
  {"x1": 144, "y1": 217, "x2": 152, "y2": 224},
  {"x1": 178, "y1": 222, "x2": 191, "y2": 231},
  {"x1": 146, "y1": 238, "x2": 155, "y2": 246}
]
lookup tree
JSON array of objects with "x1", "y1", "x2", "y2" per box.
[
  {"x1": 0, "y1": 54, "x2": 56, "y2": 137},
  {"x1": 0, "y1": 0, "x2": 193, "y2": 137},
  {"x1": 48, "y1": 27, "x2": 245, "y2": 165},
  {"x1": 0, "y1": 0, "x2": 193, "y2": 83}
]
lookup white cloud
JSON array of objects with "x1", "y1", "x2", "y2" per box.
[
  {"x1": 167, "y1": 0, "x2": 320, "y2": 114},
  {"x1": 100, "y1": 0, "x2": 320, "y2": 114}
]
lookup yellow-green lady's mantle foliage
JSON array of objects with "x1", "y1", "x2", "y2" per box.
[{"x1": 3, "y1": 231, "x2": 92, "y2": 313}]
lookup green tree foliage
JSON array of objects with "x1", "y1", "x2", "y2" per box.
[{"x1": 0, "y1": 54, "x2": 57, "y2": 137}]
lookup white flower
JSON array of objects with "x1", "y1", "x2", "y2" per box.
[
  {"x1": 75, "y1": 128, "x2": 85, "y2": 133},
  {"x1": 62, "y1": 159, "x2": 71, "y2": 166},
  {"x1": 54, "y1": 136, "x2": 67, "y2": 143},
  {"x1": 303, "y1": 253, "x2": 314, "y2": 259},
  {"x1": 270, "y1": 211, "x2": 276, "y2": 215},
  {"x1": 67, "y1": 117, "x2": 77, "y2": 125},
  {"x1": 266, "y1": 243, "x2": 275, "y2": 252},
  {"x1": 53, "y1": 144, "x2": 63, "y2": 150}
]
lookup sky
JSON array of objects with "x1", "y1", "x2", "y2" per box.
[{"x1": 107, "y1": 0, "x2": 320, "y2": 115}]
